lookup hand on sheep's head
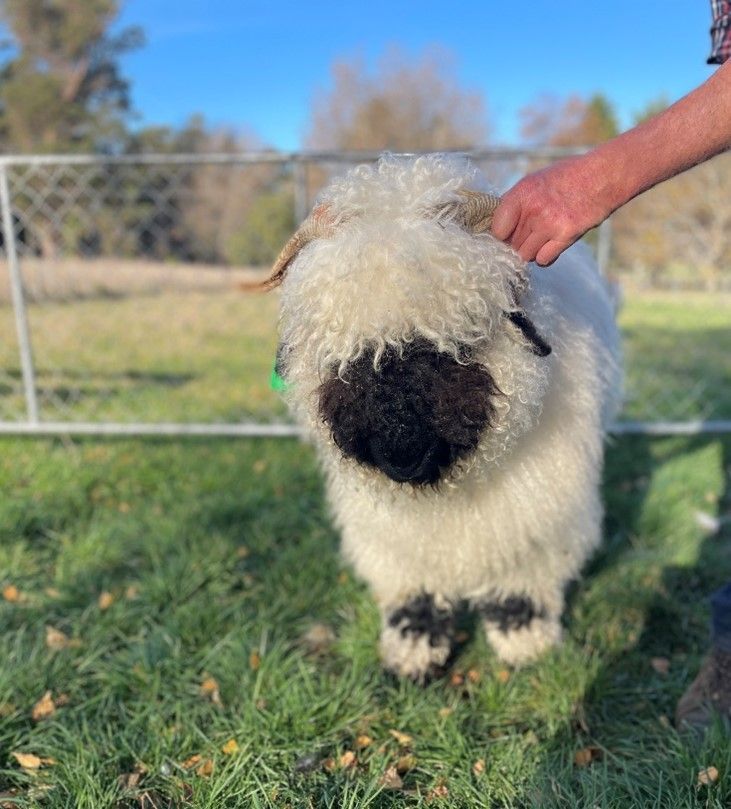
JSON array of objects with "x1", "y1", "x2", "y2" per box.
[{"x1": 492, "y1": 155, "x2": 617, "y2": 267}]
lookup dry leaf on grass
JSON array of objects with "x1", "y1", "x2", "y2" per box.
[
  {"x1": 124, "y1": 585, "x2": 139, "y2": 600},
  {"x1": 2, "y1": 585, "x2": 21, "y2": 603},
  {"x1": 496, "y1": 669, "x2": 511, "y2": 684},
  {"x1": 98, "y1": 591, "x2": 114, "y2": 610},
  {"x1": 196, "y1": 759, "x2": 214, "y2": 778},
  {"x1": 388, "y1": 729, "x2": 413, "y2": 746},
  {"x1": 574, "y1": 746, "x2": 602, "y2": 767},
  {"x1": 221, "y1": 739, "x2": 239, "y2": 755},
  {"x1": 249, "y1": 651, "x2": 261, "y2": 671},
  {"x1": 45, "y1": 626, "x2": 80, "y2": 651},
  {"x1": 300, "y1": 623, "x2": 336, "y2": 654},
  {"x1": 31, "y1": 691, "x2": 56, "y2": 721},
  {"x1": 181, "y1": 754, "x2": 201, "y2": 770},
  {"x1": 339, "y1": 750, "x2": 356, "y2": 769},
  {"x1": 426, "y1": 782, "x2": 450, "y2": 801},
  {"x1": 438, "y1": 707, "x2": 454, "y2": 718},
  {"x1": 466, "y1": 669, "x2": 481, "y2": 684},
  {"x1": 698, "y1": 766, "x2": 719, "y2": 786},
  {"x1": 396, "y1": 754, "x2": 416, "y2": 773},
  {"x1": 11, "y1": 752, "x2": 55, "y2": 770},
  {"x1": 449, "y1": 672, "x2": 464, "y2": 687},
  {"x1": 650, "y1": 657, "x2": 670, "y2": 675},
  {"x1": 199, "y1": 676, "x2": 222, "y2": 707},
  {"x1": 472, "y1": 759, "x2": 485, "y2": 776},
  {"x1": 378, "y1": 765, "x2": 403, "y2": 790},
  {"x1": 355, "y1": 734, "x2": 373, "y2": 749}
]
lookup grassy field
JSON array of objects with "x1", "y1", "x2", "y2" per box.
[
  {"x1": 0, "y1": 283, "x2": 729, "y2": 424},
  {"x1": 0, "y1": 286, "x2": 729, "y2": 807}
]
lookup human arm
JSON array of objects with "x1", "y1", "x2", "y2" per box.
[{"x1": 491, "y1": 59, "x2": 731, "y2": 265}]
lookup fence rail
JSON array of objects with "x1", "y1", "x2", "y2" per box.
[{"x1": 0, "y1": 149, "x2": 728, "y2": 437}]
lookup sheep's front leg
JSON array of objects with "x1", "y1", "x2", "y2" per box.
[
  {"x1": 379, "y1": 593, "x2": 456, "y2": 682},
  {"x1": 477, "y1": 594, "x2": 562, "y2": 667}
]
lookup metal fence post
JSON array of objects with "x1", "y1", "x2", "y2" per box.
[
  {"x1": 0, "y1": 164, "x2": 39, "y2": 424},
  {"x1": 293, "y1": 158, "x2": 308, "y2": 224},
  {"x1": 597, "y1": 217, "x2": 612, "y2": 277}
]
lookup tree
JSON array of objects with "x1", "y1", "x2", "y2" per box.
[
  {"x1": 520, "y1": 92, "x2": 619, "y2": 147},
  {"x1": 307, "y1": 47, "x2": 488, "y2": 151},
  {"x1": 0, "y1": 0, "x2": 143, "y2": 152},
  {"x1": 613, "y1": 154, "x2": 731, "y2": 290}
]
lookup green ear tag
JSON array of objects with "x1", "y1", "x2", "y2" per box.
[{"x1": 270, "y1": 363, "x2": 290, "y2": 393}]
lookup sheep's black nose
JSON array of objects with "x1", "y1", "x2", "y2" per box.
[
  {"x1": 367, "y1": 433, "x2": 450, "y2": 484},
  {"x1": 318, "y1": 339, "x2": 500, "y2": 486}
]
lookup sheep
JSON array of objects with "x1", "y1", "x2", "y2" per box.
[{"x1": 260, "y1": 154, "x2": 622, "y2": 681}]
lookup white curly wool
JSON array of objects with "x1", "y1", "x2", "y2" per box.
[{"x1": 276, "y1": 154, "x2": 622, "y2": 671}]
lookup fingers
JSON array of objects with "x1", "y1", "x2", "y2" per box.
[
  {"x1": 491, "y1": 196, "x2": 520, "y2": 241},
  {"x1": 516, "y1": 232, "x2": 548, "y2": 263},
  {"x1": 535, "y1": 240, "x2": 568, "y2": 266}
]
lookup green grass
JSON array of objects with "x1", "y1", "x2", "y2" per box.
[
  {"x1": 0, "y1": 287, "x2": 729, "y2": 424},
  {"x1": 0, "y1": 288, "x2": 729, "y2": 807},
  {"x1": 0, "y1": 436, "x2": 729, "y2": 807}
]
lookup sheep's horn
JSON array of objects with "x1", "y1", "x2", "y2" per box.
[
  {"x1": 249, "y1": 204, "x2": 336, "y2": 291},
  {"x1": 451, "y1": 190, "x2": 501, "y2": 234}
]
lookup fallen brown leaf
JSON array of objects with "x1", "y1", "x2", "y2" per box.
[
  {"x1": 221, "y1": 739, "x2": 239, "y2": 755},
  {"x1": 426, "y1": 782, "x2": 449, "y2": 801},
  {"x1": 2, "y1": 585, "x2": 20, "y2": 603},
  {"x1": 196, "y1": 759, "x2": 214, "y2": 778},
  {"x1": 378, "y1": 765, "x2": 403, "y2": 790},
  {"x1": 389, "y1": 729, "x2": 413, "y2": 746},
  {"x1": 117, "y1": 770, "x2": 143, "y2": 789},
  {"x1": 496, "y1": 669, "x2": 511, "y2": 684},
  {"x1": 98, "y1": 591, "x2": 114, "y2": 610},
  {"x1": 321, "y1": 757, "x2": 336, "y2": 772},
  {"x1": 45, "y1": 626, "x2": 80, "y2": 651},
  {"x1": 355, "y1": 734, "x2": 373, "y2": 749},
  {"x1": 11, "y1": 752, "x2": 55, "y2": 770},
  {"x1": 31, "y1": 691, "x2": 56, "y2": 721},
  {"x1": 467, "y1": 668, "x2": 481, "y2": 684},
  {"x1": 698, "y1": 766, "x2": 719, "y2": 786},
  {"x1": 574, "y1": 746, "x2": 602, "y2": 767},
  {"x1": 472, "y1": 759, "x2": 485, "y2": 776},
  {"x1": 199, "y1": 676, "x2": 222, "y2": 706},
  {"x1": 300, "y1": 623, "x2": 336, "y2": 654},
  {"x1": 396, "y1": 754, "x2": 417, "y2": 774},
  {"x1": 339, "y1": 750, "x2": 356, "y2": 769},
  {"x1": 12, "y1": 751, "x2": 42, "y2": 770},
  {"x1": 650, "y1": 657, "x2": 670, "y2": 676},
  {"x1": 438, "y1": 707, "x2": 453, "y2": 718},
  {"x1": 449, "y1": 672, "x2": 464, "y2": 687},
  {"x1": 181, "y1": 754, "x2": 202, "y2": 770}
]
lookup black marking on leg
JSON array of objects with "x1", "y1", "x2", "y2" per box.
[
  {"x1": 477, "y1": 595, "x2": 545, "y2": 634},
  {"x1": 388, "y1": 593, "x2": 456, "y2": 648}
]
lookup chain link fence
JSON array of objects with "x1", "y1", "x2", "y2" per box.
[{"x1": 0, "y1": 150, "x2": 729, "y2": 437}]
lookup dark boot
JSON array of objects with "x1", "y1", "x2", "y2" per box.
[{"x1": 675, "y1": 648, "x2": 731, "y2": 732}]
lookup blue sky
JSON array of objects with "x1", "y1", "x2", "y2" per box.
[{"x1": 115, "y1": 0, "x2": 714, "y2": 149}]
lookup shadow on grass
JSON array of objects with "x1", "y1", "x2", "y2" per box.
[{"x1": 525, "y1": 434, "x2": 731, "y2": 807}]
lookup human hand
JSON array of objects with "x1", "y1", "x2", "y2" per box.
[{"x1": 491, "y1": 155, "x2": 616, "y2": 266}]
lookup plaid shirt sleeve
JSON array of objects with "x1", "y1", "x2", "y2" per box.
[{"x1": 709, "y1": 0, "x2": 731, "y2": 64}]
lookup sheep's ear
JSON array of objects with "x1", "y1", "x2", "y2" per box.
[{"x1": 504, "y1": 310, "x2": 552, "y2": 357}]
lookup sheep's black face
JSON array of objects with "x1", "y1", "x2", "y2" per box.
[{"x1": 318, "y1": 340, "x2": 500, "y2": 485}]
